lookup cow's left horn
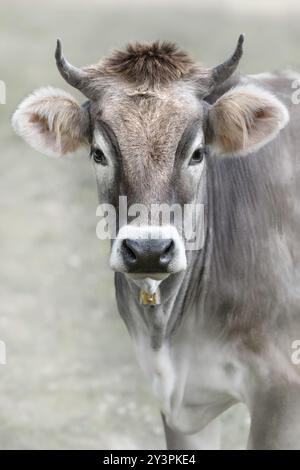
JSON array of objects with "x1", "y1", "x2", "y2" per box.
[
  {"x1": 211, "y1": 34, "x2": 244, "y2": 87},
  {"x1": 55, "y1": 39, "x2": 95, "y2": 99}
]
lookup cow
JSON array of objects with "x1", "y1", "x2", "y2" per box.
[{"x1": 12, "y1": 35, "x2": 300, "y2": 449}]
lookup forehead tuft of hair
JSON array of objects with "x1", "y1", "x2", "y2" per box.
[{"x1": 99, "y1": 41, "x2": 197, "y2": 87}]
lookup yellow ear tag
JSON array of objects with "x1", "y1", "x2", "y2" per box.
[{"x1": 140, "y1": 291, "x2": 159, "y2": 305}]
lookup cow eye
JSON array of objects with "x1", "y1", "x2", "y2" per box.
[
  {"x1": 91, "y1": 147, "x2": 108, "y2": 166},
  {"x1": 189, "y1": 148, "x2": 205, "y2": 166}
]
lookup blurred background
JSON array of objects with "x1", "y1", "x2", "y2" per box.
[{"x1": 1, "y1": 0, "x2": 300, "y2": 450}]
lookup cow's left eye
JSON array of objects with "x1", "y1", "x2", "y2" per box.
[
  {"x1": 91, "y1": 147, "x2": 108, "y2": 166},
  {"x1": 189, "y1": 148, "x2": 205, "y2": 166}
]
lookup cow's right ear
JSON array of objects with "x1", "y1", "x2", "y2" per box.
[{"x1": 12, "y1": 87, "x2": 91, "y2": 157}]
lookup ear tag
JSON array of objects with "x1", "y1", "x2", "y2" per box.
[{"x1": 139, "y1": 289, "x2": 161, "y2": 305}]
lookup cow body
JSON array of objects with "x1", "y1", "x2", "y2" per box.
[
  {"x1": 116, "y1": 72, "x2": 300, "y2": 448},
  {"x1": 12, "y1": 38, "x2": 300, "y2": 449}
]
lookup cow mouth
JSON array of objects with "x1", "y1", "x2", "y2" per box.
[{"x1": 127, "y1": 272, "x2": 169, "y2": 282}]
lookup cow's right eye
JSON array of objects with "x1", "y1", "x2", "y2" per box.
[
  {"x1": 189, "y1": 148, "x2": 206, "y2": 166},
  {"x1": 91, "y1": 147, "x2": 108, "y2": 166}
]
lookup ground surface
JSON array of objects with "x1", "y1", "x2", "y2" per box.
[{"x1": 0, "y1": 0, "x2": 299, "y2": 450}]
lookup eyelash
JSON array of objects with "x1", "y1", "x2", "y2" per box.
[{"x1": 90, "y1": 147, "x2": 108, "y2": 166}]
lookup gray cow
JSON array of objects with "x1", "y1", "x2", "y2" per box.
[{"x1": 12, "y1": 36, "x2": 300, "y2": 449}]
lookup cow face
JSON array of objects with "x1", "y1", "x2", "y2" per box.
[
  {"x1": 90, "y1": 81, "x2": 208, "y2": 276},
  {"x1": 12, "y1": 39, "x2": 289, "y2": 281}
]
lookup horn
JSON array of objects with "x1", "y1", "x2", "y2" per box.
[
  {"x1": 211, "y1": 34, "x2": 244, "y2": 87},
  {"x1": 55, "y1": 39, "x2": 94, "y2": 99}
]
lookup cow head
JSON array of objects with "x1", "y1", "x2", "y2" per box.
[{"x1": 12, "y1": 36, "x2": 289, "y2": 298}]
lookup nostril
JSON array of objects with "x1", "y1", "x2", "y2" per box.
[
  {"x1": 160, "y1": 239, "x2": 175, "y2": 263},
  {"x1": 163, "y1": 239, "x2": 175, "y2": 254},
  {"x1": 123, "y1": 239, "x2": 137, "y2": 263},
  {"x1": 121, "y1": 237, "x2": 175, "y2": 272}
]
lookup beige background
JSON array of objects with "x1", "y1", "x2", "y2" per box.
[{"x1": 1, "y1": 0, "x2": 299, "y2": 449}]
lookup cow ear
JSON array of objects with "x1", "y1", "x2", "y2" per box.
[
  {"x1": 207, "y1": 84, "x2": 289, "y2": 157},
  {"x1": 12, "y1": 87, "x2": 91, "y2": 157}
]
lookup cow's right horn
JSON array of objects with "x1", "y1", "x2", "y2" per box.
[{"x1": 55, "y1": 39, "x2": 97, "y2": 100}]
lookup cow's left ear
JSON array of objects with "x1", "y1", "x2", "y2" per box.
[{"x1": 207, "y1": 84, "x2": 289, "y2": 157}]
